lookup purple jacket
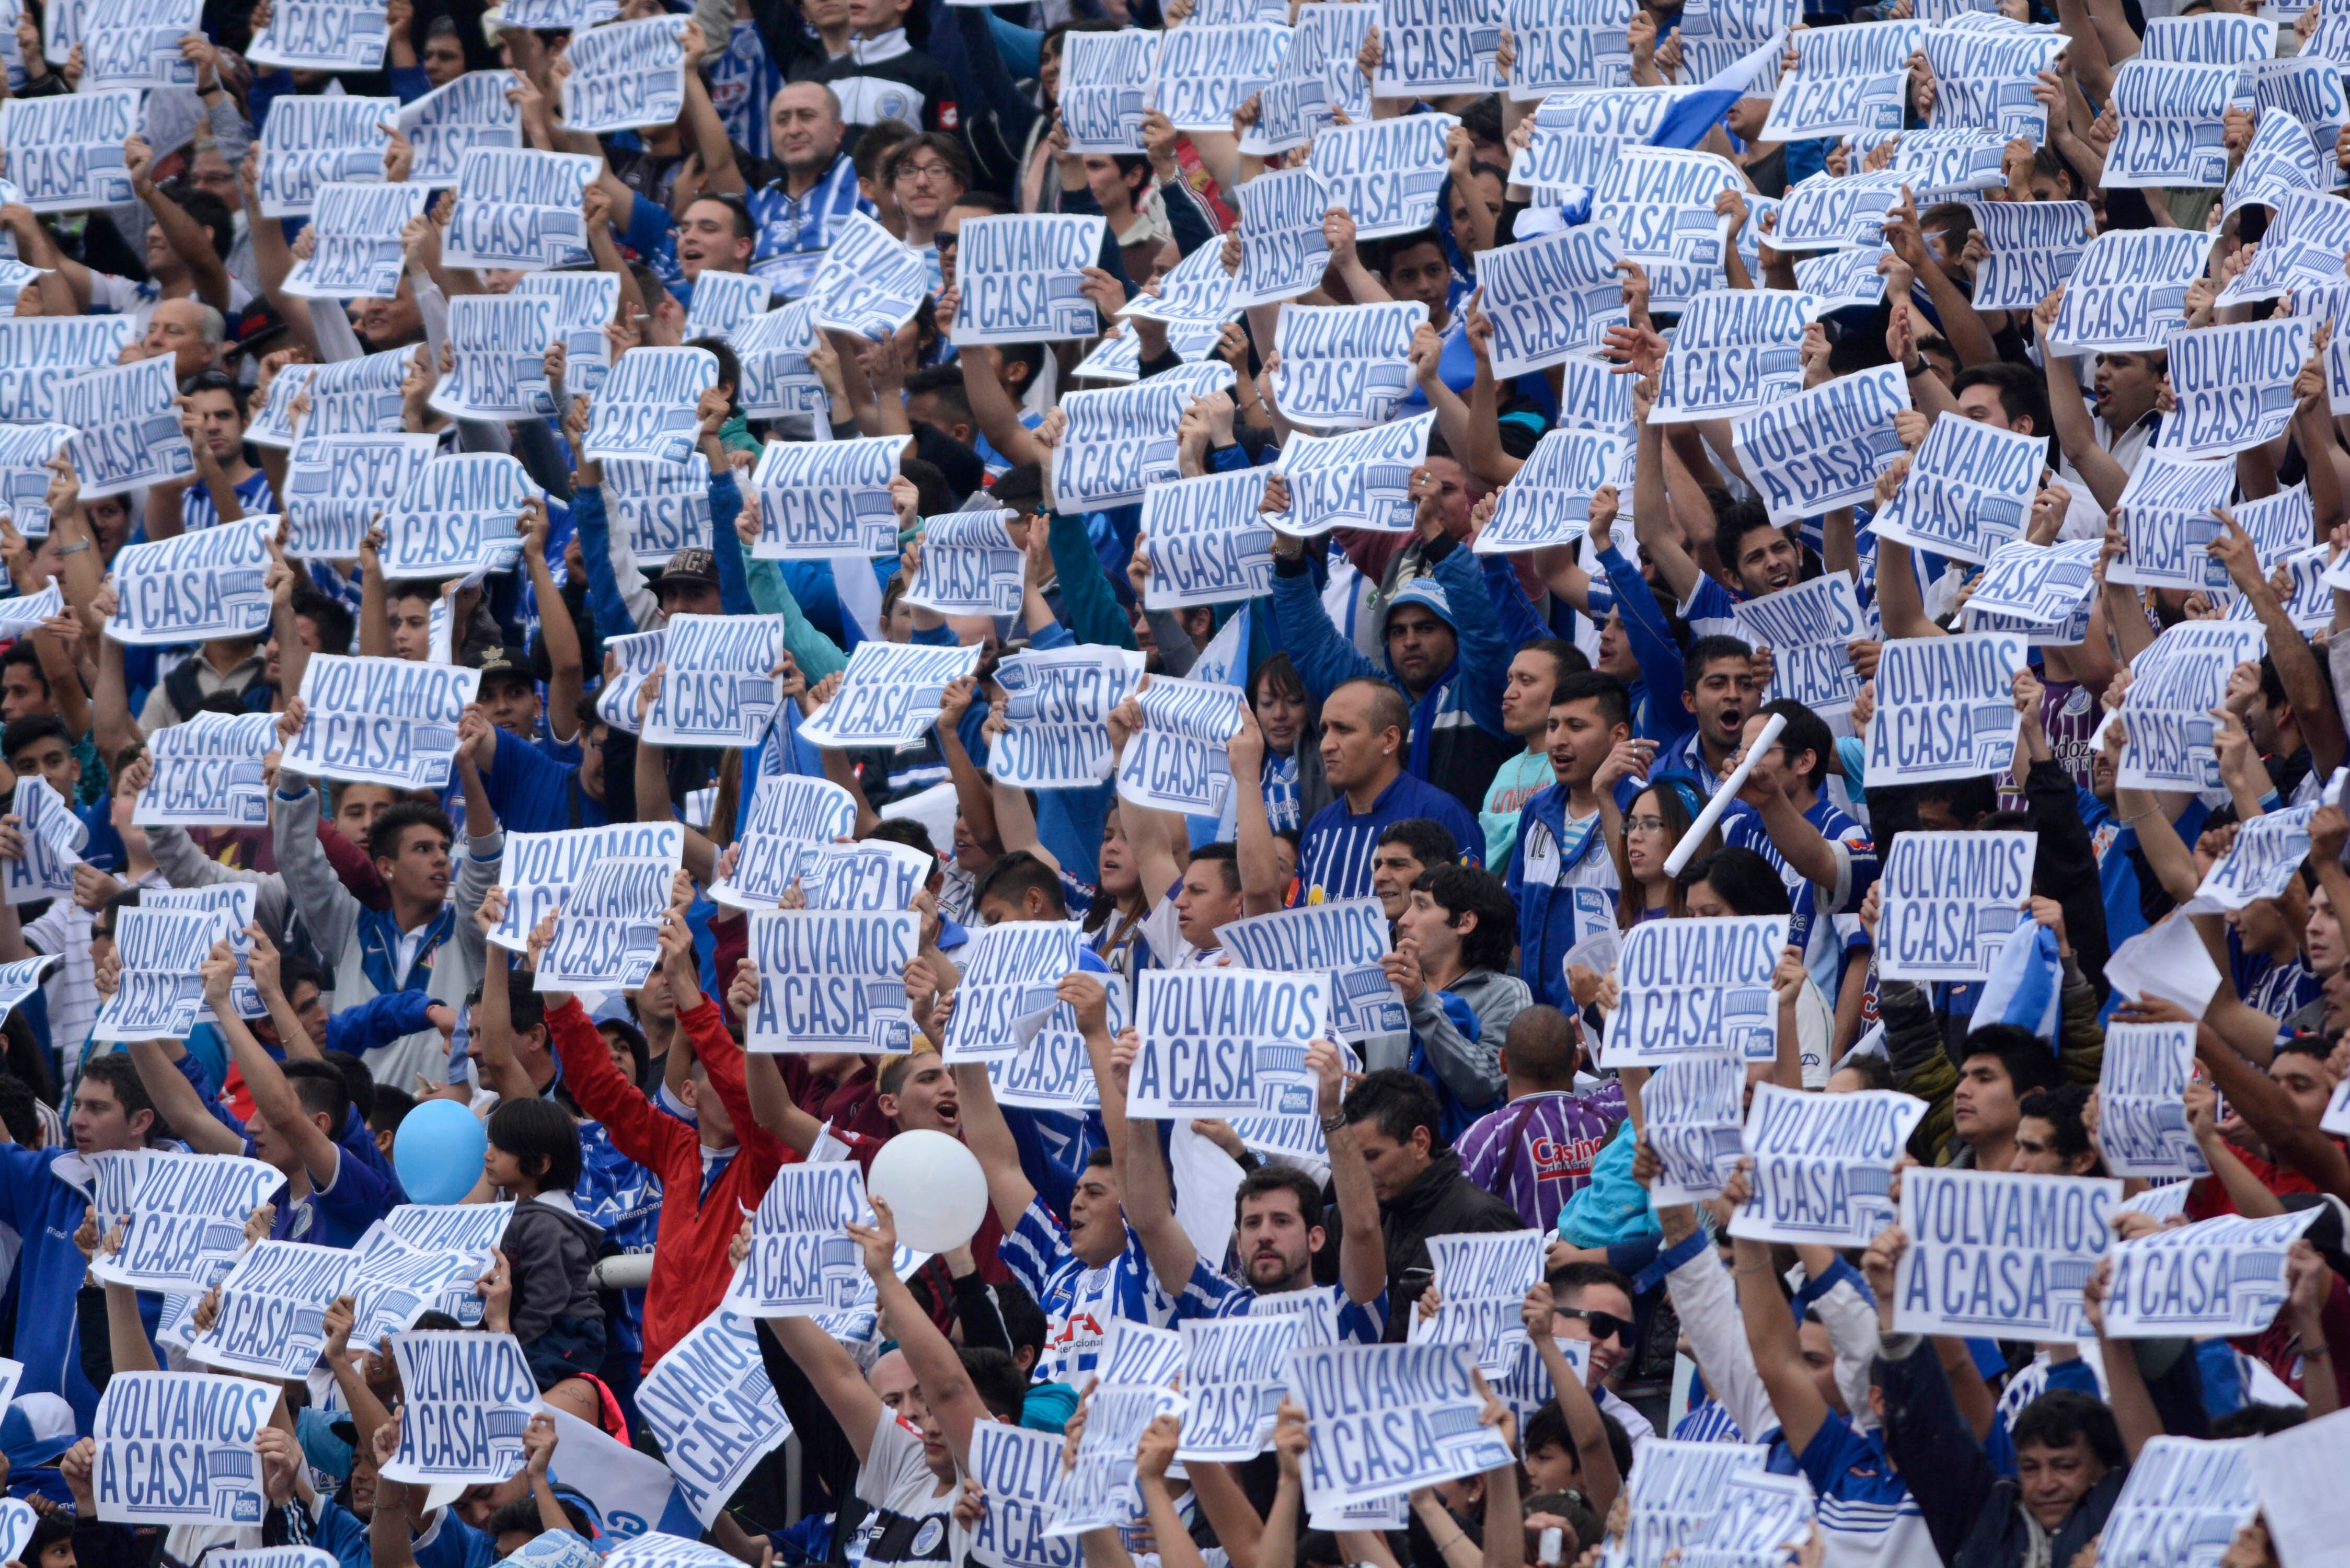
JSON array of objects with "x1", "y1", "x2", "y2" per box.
[{"x1": 1455, "y1": 1083, "x2": 1629, "y2": 1235}]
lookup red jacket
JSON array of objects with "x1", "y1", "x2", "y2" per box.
[{"x1": 548, "y1": 993, "x2": 792, "y2": 1368}]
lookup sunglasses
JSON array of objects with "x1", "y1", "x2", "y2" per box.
[{"x1": 1556, "y1": 1306, "x2": 1633, "y2": 1345}]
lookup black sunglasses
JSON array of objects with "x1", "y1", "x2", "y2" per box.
[{"x1": 1556, "y1": 1306, "x2": 1633, "y2": 1345}]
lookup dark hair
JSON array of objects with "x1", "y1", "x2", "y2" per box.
[
  {"x1": 1961, "y1": 1025, "x2": 2064, "y2": 1101},
  {"x1": 1339, "y1": 1068, "x2": 1444, "y2": 1147},
  {"x1": 1524, "y1": 1401, "x2": 1576, "y2": 1459},
  {"x1": 1615, "y1": 781, "x2": 1708, "y2": 930},
  {"x1": 1501, "y1": 1005, "x2": 1580, "y2": 1086},
  {"x1": 2018, "y1": 1081, "x2": 2098, "y2": 1167},
  {"x1": 684, "y1": 190, "x2": 756, "y2": 242},
  {"x1": 850, "y1": 120, "x2": 917, "y2": 181},
  {"x1": 1234, "y1": 1162, "x2": 1325, "y2": 1229},
  {"x1": 1181, "y1": 840, "x2": 1239, "y2": 895},
  {"x1": 486, "y1": 1096, "x2": 583, "y2": 1192},
  {"x1": 321, "y1": 1049, "x2": 376, "y2": 1124},
  {"x1": 684, "y1": 336, "x2": 743, "y2": 410},
  {"x1": 1677, "y1": 846, "x2": 1791, "y2": 916},
  {"x1": 365, "y1": 801, "x2": 455, "y2": 864},
  {"x1": 903, "y1": 364, "x2": 974, "y2": 428},
  {"x1": 879, "y1": 1051, "x2": 939, "y2": 1100},
  {"x1": 76, "y1": 1054, "x2": 156, "y2": 1134},
  {"x1": 1711, "y1": 498, "x2": 1781, "y2": 579},
  {"x1": 1550, "y1": 671, "x2": 1631, "y2": 734},
  {"x1": 371, "y1": 1083, "x2": 417, "y2": 1136},
  {"x1": 1377, "y1": 818, "x2": 1459, "y2": 872},
  {"x1": 1416, "y1": 863, "x2": 1516, "y2": 973},
  {"x1": 952, "y1": 189, "x2": 1013, "y2": 215},
  {"x1": 973, "y1": 850, "x2": 1068, "y2": 915},
  {"x1": 27, "y1": 1511, "x2": 71, "y2": 1565},
  {"x1": 2, "y1": 713, "x2": 69, "y2": 762},
  {"x1": 181, "y1": 367, "x2": 243, "y2": 408},
  {"x1": 488, "y1": 1495, "x2": 593, "y2": 1540},
  {"x1": 281, "y1": 1058, "x2": 352, "y2": 1129},
  {"x1": 988, "y1": 1274, "x2": 1047, "y2": 1362},
  {"x1": 883, "y1": 131, "x2": 972, "y2": 192},
  {"x1": 2211, "y1": 1403, "x2": 2308, "y2": 1438},
  {"x1": 1757, "y1": 698, "x2": 1834, "y2": 791},
  {"x1": 287, "y1": 584, "x2": 356, "y2": 658},
  {"x1": 1457, "y1": 94, "x2": 1503, "y2": 147},
  {"x1": 962, "y1": 1345, "x2": 1029, "y2": 1421},
  {"x1": 280, "y1": 954, "x2": 329, "y2": 1002},
  {"x1": 173, "y1": 191, "x2": 236, "y2": 262},
  {"x1": 1950, "y1": 362, "x2": 2051, "y2": 439},
  {"x1": 1833, "y1": 1054, "x2": 1895, "y2": 1091},
  {"x1": 2010, "y1": 1389, "x2": 2127, "y2": 1469},
  {"x1": 1334, "y1": 674, "x2": 1412, "y2": 742},
  {"x1": 0, "y1": 1075, "x2": 40, "y2": 1148},
  {"x1": 1252, "y1": 650, "x2": 1310, "y2": 711},
  {"x1": 1548, "y1": 1261, "x2": 1634, "y2": 1304},
  {"x1": 863, "y1": 817, "x2": 941, "y2": 877},
  {"x1": 1919, "y1": 775, "x2": 1999, "y2": 826},
  {"x1": 1520, "y1": 637, "x2": 1588, "y2": 681},
  {"x1": 0, "y1": 642, "x2": 47, "y2": 696},
  {"x1": 1681, "y1": 635, "x2": 1755, "y2": 693},
  {"x1": 2030, "y1": 145, "x2": 2080, "y2": 197}
]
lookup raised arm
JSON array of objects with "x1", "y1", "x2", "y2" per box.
[{"x1": 853, "y1": 1195, "x2": 995, "y2": 1471}]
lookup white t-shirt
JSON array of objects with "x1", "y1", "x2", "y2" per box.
[{"x1": 854, "y1": 1408, "x2": 961, "y2": 1568}]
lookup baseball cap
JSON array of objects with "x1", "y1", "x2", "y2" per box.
[
  {"x1": 652, "y1": 549, "x2": 719, "y2": 593},
  {"x1": 1, "y1": 1394, "x2": 76, "y2": 1469}
]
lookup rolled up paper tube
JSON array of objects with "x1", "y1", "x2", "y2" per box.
[{"x1": 1662, "y1": 710, "x2": 1787, "y2": 880}]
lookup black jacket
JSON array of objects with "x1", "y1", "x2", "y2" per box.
[{"x1": 1374, "y1": 1150, "x2": 1526, "y2": 1342}]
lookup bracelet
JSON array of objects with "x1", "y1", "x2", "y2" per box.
[
  {"x1": 2306, "y1": 1342, "x2": 2331, "y2": 1358},
  {"x1": 1318, "y1": 1111, "x2": 1346, "y2": 1134},
  {"x1": 56, "y1": 540, "x2": 90, "y2": 557}
]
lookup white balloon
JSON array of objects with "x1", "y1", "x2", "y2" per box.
[{"x1": 866, "y1": 1129, "x2": 989, "y2": 1253}]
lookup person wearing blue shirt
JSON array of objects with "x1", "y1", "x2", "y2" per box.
[
  {"x1": 0, "y1": 1055, "x2": 159, "y2": 1429},
  {"x1": 1294, "y1": 678, "x2": 1483, "y2": 908},
  {"x1": 1715, "y1": 701, "x2": 1880, "y2": 1008},
  {"x1": 744, "y1": 85, "x2": 874, "y2": 299},
  {"x1": 1507, "y1": 671, "x2": 1642, "y2": 1015}
]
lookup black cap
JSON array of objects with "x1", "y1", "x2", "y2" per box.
[
  {"x1": 653, "y1": 548, "x2": 719, "y2": 591},
  {"x1": 993, "y1": 461, "x2": 1046, "y2": 515},
  {"x1": 471, "y1": 641, "x2": 533, "y2": 686}
]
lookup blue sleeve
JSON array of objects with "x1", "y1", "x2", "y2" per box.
[
  {"x1": 710, "y1": 471, "x2": 754, "y2": 616},
  {"x1": 1004, "y1": 1105, "x2": 1082, "y2": 1223},
  {"x1": 1598, "y1": 543, "x2": 1694, "y2": 744},
  {"x1": 621, "y1": 190, "x2": 676, "y2": 267},
  {"x1": 1427, "y1": 543, "x2": 1511, "y2": 739},
  {"x1": 1480, "y1": 554, "x2": 1554, "y2": 653},
  {"x1": 1270, "y1": 560, "x2": 1385, "y2": 701},
  {"x1": 911, "y1": 621, "x2": 959, "y2": 648},
  {"x1": 1029, "y1": 618, "x2": 1073, "y2": 649},
  {"x1": 1047, "y1": 511, "x2": 1137, "y2": 649},
  {"x1": 482, "y1": 728, "x2": 571, "y2": 832},
  {"x1": 308, "y1": 1497, "x2": 374, "y2": 1567},
  {"x1": 387, "y1": 64, "x2": 430, "y2": 103},
  {"x1": 2045, "y1": 1356, "x2": 2102, "y2": 1396},
  {"x1": 568, "y1": 485, "x2": 641, "y2": 640},
  {"x1": 325, "y1": 991, "x2": 440, "y2": 1057},
  {"x1": 172, "y1": 1049, "x2": 247, "y2": 1139}
]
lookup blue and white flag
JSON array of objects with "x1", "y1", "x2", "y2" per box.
[
  {"x1": 1966, "y1": 198, "x2": 2094, "y2": 312},
  {"x1": 952, "y1": 214, "x2": 1110, "y2": 346},
  {"x1": 749, "y1": 434, "x2": 904, "y2": 559},
  {"x1": 1310, "y1": 114, "x2": 1459, "y2": 239},
  {"x1": 381, "y1": 453, "x2": 531, "y2": 580},
  {"x1": 107, "y1": 515, "x2": 273, "y2": 643},
  {"x1": 1862, "y1": 630, "x2": 2033, "y2": 785},
  {"x1": 283, "y1": 181, "x2": 427, "y2": 300},
  {"x1": 1730, "y1": 362, "x2": 1909, "y2": 524},
  {"x1": 63, "y1": 353, "x2": 194, "y2": 498},
  {"x1": 562, "y1": 16, "x2": 687, "y2": 133},
  {"x1": 284, "y1": 655, "x2": 482, "y2": 790},
  {"x1": 1872, "y1": 411, "x2": 2045, "y2": 564},
  {"x1": 258, "y1": 95, "x2": 397, "y2": 218},
  {"x1": 441, "y1": 147, "x2": 598, "y2": 270},
  {"x1": 1272, "y1": 301, "x2": 1426, "y2": 429}
]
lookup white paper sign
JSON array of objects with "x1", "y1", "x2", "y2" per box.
[
  {"x1": 799, "y1": 639, "x2": 984, "y2": 749},
  {"x1": 642, "y1": 613, "x2": 788, "y2": 747},
  {"x1": 1861, "y1": 631, "x2": 2033, "y2": 785},
  {"x1": 951, "y1": 214, "x2": 1111, "y2": 347},
  {"x1": 987, "y1": 646, "x2": 1145, "y2": 790},
  {"x1": 284, "y1": 655, "x2": 481, "y2": 790},
  {"x1": 1310, "y1": 114, "x2": 1459, "y2": 240},
  {"x1": 1140, "y1": 469, "x2": 1276, "y2": 608},
  {"x1": 1114, "y1": 674, "x2": 1247, "y2": 816},
  {"x1": 2048, "y1": 228, "x2": 2211, "y2": 353},
  {"x1": 2100, "y1": 1438, "x2": 2261, "y2": 1568},
  {"x1": 750, "y1": 435, "x2": 905, "y2": 560},
  {"x1": 63, "y1": 354, "x2": 196, "y2": 499},
  {"x1": 969, "y1": 1422, "x2": 1079, "y2": 1568},
  {"x1": 1233, "y1": 165, "x2": 1332, "y2": 307},
  {"x1": 89, "y1": 1149, "x2": 284, "y2": 1290},
  {"x1": 1287, "y1": 1342, "x2": 1516, "y2": 1512},
  {"x1": 1215, "y1": 898, "x2": 1407, "y2": 1044},
  {"x1": 1269, "y1": 412, "x2": 1433, "y2": 534},
  {"x1": 381, "y1": 454, "x2": 532, "y2": 581},
  {"x1": 441, "y1": 147, "x2": 598, "y2": 271},
  {"x1": 248, "y1": 0, "x2": 394, "y2": 69},
  {"x1": 1600, "y1": 915, "x2": 1791, "y2": 1067},
  {"x1": 106, "y1": 514, "x2": 272, "y2": 644},
  {"x1": 1470, "y1": 428, "x2": 1637, "y2": 553},
  {"x1": 259, "y1": 96, "x2": 397, "y2": 218},
  {"x1": 1894, "y1": 1167, "x2": 2121, "y2": 1338},
  {"x1": 1477, "y1": 223, "x2": 1626, "y2": 378},
  {"x1": 283, "y1": 181, "x2": 428, "y2": 301},
  {"x1": 562, "y1": 16, "x2": 686, "y2": 132},
  {"x1": 135, "y1": 709, "x2": 280, "y2": 829},
  {"x1": 1052, "y1": 364, "x2": 1236, "y2": 511},
  {"x1": 0, "y1": 89, "x2": 143, "y2": 212},
  {"x1": 586, "y1": 347, "x2": 718, "y2": 465},
  {"x1": 2102, "y1": 1209, "x2": 2320, "y2": 1338},
  {"x1": 1127, "y1": 967, "x2": 1331, "y2": 1119},
  {"x1": 1413, "y1": 1229, "x2": 1545, "y2": 1374},
  {"x1": 283, "y1": 431, "x2": 439, "y2": 559},
  {"x1": 1153, "y1": 22, "x2": 1289, "y2": 130},
  {"x1": 189, "y1": 1241, "x2": 356, "y2": 1379},
  {"x1": 2096, "y1": 1023, "x2": 2211, "y2": 1180},
  {"x1": 1733, "y1": 572, "x2": 1866, "y2": 714},
  {"x1": 1731, "y1": 1083, "x2": 1929, "y2": 1247},
  {"x1": 940, "y1": 919, "x2": 1080, "y2": 1062},
  {"x1": 1645, "y1": 1056, "x2": 1747, "y2": 1206},
  {"x1": 93, "y1": 1371, "x2": 276, "y2": 1526},
  {"x1": 2118, "y1": 622, "x2": 2268, "y2": 791},
  {"x1": 383, "y1": 1331, "x2": 538, "y2": 1484},
  {"x1": 395, "y1": 71, "x2": 522, "y2": 184},
  {"x1": 88, "y1": 907, "x2": 232, "y2": 1043},
  {"x1": 1061, "y1": 27, "x2": 1160, "y2": 153},
  {"x1": 744, "y1": 908, "x2": 920, "y2": 1053},
  {"x1": 1651, "y1": 288, "x2": 1815, "y2": 424},
  {"x1": 1732, "y1": 363, "x2": 1910, "y2": 525},
  {"x1": 1967, "y1": 199, "x2": 2095, "y2": 312},
  {"x1": 1875, "y1": 830, "x2": 2036, "y2": 981},
  {"x1": 2159, "y1": 317, "x2": 2312, "y2": 461}
]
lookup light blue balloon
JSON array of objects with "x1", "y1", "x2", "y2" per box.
[{"x1": 395, "y1": 1099, "x2": 488, "y2": 1205}]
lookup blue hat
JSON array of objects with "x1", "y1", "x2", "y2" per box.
[
  {"x1": 508, "y1": 1528, "x2": 602, "y2": 1568},
  {"x1": 1384, "y1": 576, "x2": 1458, "y2": 632},
  {"x1": 1, "y1": 1395, "x2": 76, "y2": 1470}
]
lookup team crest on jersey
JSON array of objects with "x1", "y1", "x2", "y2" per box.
[{"x1": 911, "y1": 1519, "x2": 946, "y2": 1557}]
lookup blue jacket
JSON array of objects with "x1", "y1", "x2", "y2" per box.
[
  {"x1": 1504, "y1": 780, "x2": 1631, "y2": 1013},
  {"x1": 0, "y1": 1146, "x2": 156, "y2": 1430},
  {"x1": 1270, "y1": 538, "x2": 1515, "y2": 817}
]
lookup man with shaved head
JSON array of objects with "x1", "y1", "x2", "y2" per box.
[
  {"x1": 1295, "y1": 676, "x2": 1481, "y2": 907},
  {"x1": 744, "y1": 80, "x2": 872, "y2": 299}
]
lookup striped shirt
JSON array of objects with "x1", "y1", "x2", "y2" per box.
[
  {"x1": 1000, "y1": 1195, "x2": 1177, "y2": 1386},
  {"x1": 747, "y1": 152, "x2": 873, "y2": 299},
  {"x1": 1177, "y1": 1277, "x2": 1387, "y2": 1344}
]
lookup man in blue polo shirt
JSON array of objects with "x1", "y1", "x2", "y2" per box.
[{"x1": 1295, "y1": 678, "x2": 1482, "y2": 907}]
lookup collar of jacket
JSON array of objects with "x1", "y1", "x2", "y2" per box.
[
  {"x1": 849, "y1": 27, "x2": 909, "y2": 63},
  {"x1": 1384, "y1": 1148, "x2": 1468, "y2": 1217}
]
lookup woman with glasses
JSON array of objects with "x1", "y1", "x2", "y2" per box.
[{"x1": 1609, "y1": 779, "x2": 1712, "y2": 932}]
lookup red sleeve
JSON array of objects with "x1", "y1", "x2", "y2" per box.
[
  {"x1": 319, "y1": 818, "x2": 391, "y2": 910},
  {"x1": 680, "y1": 997, "x2": 795, "y2": 1175},
  {"x1": 549, "y1": 997, "x2": 688, "y2": 1175}
]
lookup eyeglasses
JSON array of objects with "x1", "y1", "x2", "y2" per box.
[
  {"x1": 895, "y1": 162, "x2": 954, "y2": 185},
  {"x1": 1556, "y1": 1307, "x2": 1634, "y2": 1344},
  {"x1": 1626, "y1": 816, "x2": 1668, "y2": 834}
]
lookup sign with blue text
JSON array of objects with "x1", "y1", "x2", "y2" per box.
[
  {"x1": 1471, "y1": 428, "x2": 1636, "y2": 552},
  {"x1": 799, "y1": 639, "x2": 984, "y2": 748},
  {"x1": 1273, "y1": 302, "x2": 1426, "y2": 429},
  {"x1": 1373, "y1": 0, "x2": 1497, "y2": 93},
  {"x1": 0, "y1": 318, "x2": 136, "y2": 421},
  {"x1": 1966, "y1": 199, "x2": 2095, "y2": 312},
  {"x1": 1652, "y1": 289, "x2": 1815, "y2": 424},
  {"x1": 441, "y1": 147, "x2": 598, "y2": 271},
  {"x1": 2047, "y1": 228, "x2": 2210, "y2": 354},
  {"x1": 2096, "y1": 1022, "x2": 2210, "y2": 1179},
  {"x1": 969, "y1": 1422, "x2": 1078, "y2": 1568},
  {"x1": 1128, "y1": 967, "x2": 1331, "y2": 1119},
  {"x1": 1061, "y1": 27, "x2": 1160, "y2": 153},
  {"x1": 382, "y1": 454, "x2": 531, "y2": 580},
  {"x1": 1611, "y1": 1443, "x2": 1772, "y2": 1568},
  {"x1": 1270, "y1": 413, "x2": 1433, "y2": 534},
  {"x1": 1732, "y1": 363, "x2": 1910, "y2": 525},
  {"x1": 63, "y1": 354, "x2": 194, "y2": 499},
  {"x1": 585, "y1": 347, "x2": 718, "y2": 466},
  {"x1": 283, "y1": 181, "x2": 427, "y2": 300},
  {"x1": 2102, "y1": 60, "x2": 2238, "y2": 188},
  {"x1": 93, "y1": 1371, "x2": 275, "y2": 1526},
  {"x1": 1153, "y1": 22, "x2": 1288, "y2": 129},
  {"x1": 1504, "y1": 0, "x2": 1632, "y2": 98},
  {"x1": 1925, "y1": 25, "x2": 2063, "y2": 142},
  {"x1": 1141, "y1": 469, "x2": 1276, "y2": 609},
  {"x1": 744, "y1": 1159, "x2": 874, "y2": 1316},
  {"x1": 1478, "y1": 223, "x2": 1625, "y2": 378},
  {"x1": 1176, "y1": 1315, "x2": 1301, "y2": 1461},
  {"x1": 1412, "y1": 1229, "x2": 1545, "y2": 1374},
  {"x1": 1601, "y1": 915, "x2": 1790, "y2": 1067},
  {"x1": 1645, "y1": 1056, "x2": 1747, "y2": 1206},
  {"x1": 642, "y1": 613, "x2": 788, "y2": 748},
  {"x1": 2119, "y1": 622, "x2": 2268, "y2": 791},
  {"x1": 562, "y1": 17, "x2": 687, "y2": 133},
  {"x1": 952, "y1": 215, "x2": 1110, "y2": 346},
  {"x1": 285, "y1": 655, "x2": 482, "y2": 790},
  {"x1": 395, "y1": 71, "x2": 522, "y2": 184},
  {"x1": 0, "y1": 90, "x2": 145, "y2": 212},
  {"x1": 189, "y1": 1241, "x2": 355, "y2": 1380},
  {"x1": 89, "y1": 1148, "x2": 283, "y2": 1289},
  {"x1": 537, "y1": 857, "x2": 672, "y2": 991},
  {"x1": 749, "y1": 434, "x2": 905, "y2": 559},
  {"x1": 490, "y1": 823, "x2": 684, "y2": 951},
  {"x1": 1731, "y1": 1083, "x2": 1927, "y2": 1247},
  {"x1": 258, "y1": 95, "x2": 397, "y2": 218},
  {"x1": 248, "y1": 0, "x2": 393, "y2": 68},
  {"x1": 284, "y1": 431, "x2": 439, "y2": 558},
  {"x1": 1115, "y1": 674, "x2": 1247, "y2": 816},
  {"x1": 1051, "y1": 364, "x2": 1235, "y2": 510},
  {"x1": 1733, "y1": 572, "x2": 1865, "y2": 714},
  {"x1": 1876, "y1": 830, "x2": 2035, "y2": 981},
  {"x1": 1763, "y1": 20, "x2": 1918, "y2": 141},
  {"x1": 940, "y1": 920, "x2": 1082, "y2": 1063},
  {"x1": 744, "y1": 908, "x2": 920, "y2": 1053},
  {"x1": 2099, "y1": 1438, "x2": 2261, "y2": 1568},
  {"x1": 106, "y1": 516, "x2": 273, "y2": 644},
  {"x1": 988, "y1": 645, "x2": 1144, "y2": 789},
  {"x1": 384, "y1": 1331, "x2": 539, "y2": 1484},
  {"x1": 2102, "y1": 1209, "x2": 2320, "y2": 1338},
  {"x1": 2, "y1": 775, "x2": 78, "y2": 906},
  {"x1": 1772, "y1": 169, "x2": 1906, "y2": 252},
  {"x1": 1286, "y1": 1342, "x2": 1516, "y2": 1512},
  {"x1": 2158, "y1": 317, "x2": 2312, "y2": 460},
  {"x1": 1593, "y1": 147, "x2": 1742, "y2": 267},
  {"x1": 1216, "y1": 898, "x2": 1406, "y2": 1045},
  {"x1": 1861, "y1": 631, "x2": 2032, "y2": 785},
  {"x1": 904, "y1": 508, "x2": 1023, "y2": 617},
  {"x1": 1234, "y1": 165, "x2": 1332, "y2": 306},
  {"x1": 135, "y1": 710, "x2": 281, "y2": 829},
  {"x1": 1310, "y1": 114, "x2": 1460, "y2": 240},
  {"x1": 1894, "y1": 1167, "x2": 2120, "y2": 1338},
  {"x1": 1872, "y1": 412, "x2": 2045, "y2": 567}
]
